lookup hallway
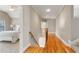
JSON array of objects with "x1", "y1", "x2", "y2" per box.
[{"x1": 21, "y1": 5, "x2": 79, "y2": 53}]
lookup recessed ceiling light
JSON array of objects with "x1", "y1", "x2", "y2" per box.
[{"x1": 46, "y1": 8, "x2": 51, "y2": 12}]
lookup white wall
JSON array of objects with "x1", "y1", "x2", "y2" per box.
[
  {"x1": 71, "y1": 17, "x2": 79, "y2": 40},
  {"x1": 30, "y1": 7, "x2": 42, "y2": 43},
  {"x1": 47, "y1": 19, "x2": 56, "y2": 33},
  {"x1": 20, "y1": 6, "x2": 42, "y2": 52},
  {"x1": 71, "y1": 6, "x2": 79, "y2": 40},
  {"x1": 19, "y1": 6, "x2": 31, "y2": 52},
  {"x1": 56, "y1": 6, "x2": 73, "y2": 42},
  {"x1": 11, "y1": 6, "x2": 23, "y2": 25}
]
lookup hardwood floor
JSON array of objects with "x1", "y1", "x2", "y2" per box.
[{"x1": 24, "y1": 32, "x2": 75, "y2": 53}]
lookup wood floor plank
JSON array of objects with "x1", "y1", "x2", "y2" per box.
[{"x1": 24, "y1": 32, "x2": 75, "y2": 53}]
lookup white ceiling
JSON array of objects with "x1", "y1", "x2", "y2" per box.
[{"x1": 32, "y1": 5, "x2": 64, "y2": 19}]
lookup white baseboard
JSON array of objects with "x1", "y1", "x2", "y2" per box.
[{"x1": 55, "y1": 33, "x2": 71, "y2": 47}]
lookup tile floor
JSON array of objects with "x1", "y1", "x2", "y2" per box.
[{"x1": 0, "y1": 40, "x2": 19, "y2": 53}]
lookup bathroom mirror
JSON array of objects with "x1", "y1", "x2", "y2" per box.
[{"x1": 0, "y1": 11, "x2": 12, "y2": 31}]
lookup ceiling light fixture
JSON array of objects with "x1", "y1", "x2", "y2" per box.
[
  {"x1": 8, "y1": 6, "x2": 16, "y2": 11},
  {"x1": 46, "y1": 8, "x2": 51, "y2": 12}
]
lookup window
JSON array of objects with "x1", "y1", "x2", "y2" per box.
[{"x1": 0, "y1": 20, "x2": 5, "y2": 31}]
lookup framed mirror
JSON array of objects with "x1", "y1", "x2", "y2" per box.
[{"x1": 0, "y1": 11, "x2": 12, "y2": 31}]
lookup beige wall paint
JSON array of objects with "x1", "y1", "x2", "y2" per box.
[{"x1": 56, "y1": 6, "x2": 73, "y2": 42}]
